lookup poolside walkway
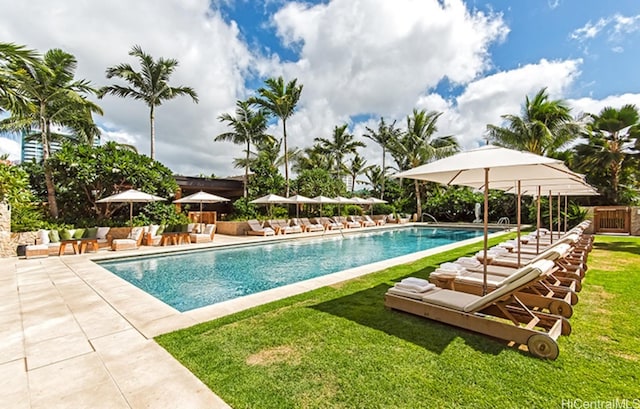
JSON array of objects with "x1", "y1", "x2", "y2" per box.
[{"x1": 0, "y1": 225, "x2": 505, "y2": 408}]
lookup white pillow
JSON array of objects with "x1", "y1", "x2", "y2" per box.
[
  {"x1": 149, "y1": 224, "x2": 160, "y2": 236},
  {"x1": 96, "y1": 227, "x2": 110, "y2": 240},
  {"x1": 39, "y1": 229, "x2": 50, "y2": 245}
]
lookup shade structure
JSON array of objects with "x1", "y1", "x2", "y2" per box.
[
  {"x1": 312, "y1": 195, "x2": 339, "y2": 217},
  {"x1": 96, "y1": 189, "x2": 166, "y2": 226},
  {"x1": 250, "y1": 194, "x2": 291, "y2": 217},
  {"x1": 173, "y1": 191, "x2": 229, "y2": 223},
  {"x1": 287, "y1": 194, "x2": 316, "y2": 218},
  {"x1": 334, "y1": 196, "x2": 358, "y2": 204},
  {"x1": 393, "y1": 145, "x2": 578, "y2": 295}
]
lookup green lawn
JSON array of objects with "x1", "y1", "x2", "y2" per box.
[{"x1": 156, "y1": 235, "x2": 640, "y2": 408}]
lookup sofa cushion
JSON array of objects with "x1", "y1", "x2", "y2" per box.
[
  {"x1": 73, "y1": 228, "x2": 85, "y2": 239},
  {"x1": 149, "y1": 224, "x2": 160, "y2": 236},
  {"x1": 96, "y1": 227, "x2": 110, "y2": 240},
  {"x1": 48, "y1": 229, "x2": 60, "y2": 243},
  {"x1": 59, "y1": 229, "x2": 73, "y2": 240},
  {"x1": 85, "y1": 227, "x2": 98, "y2": 239}
]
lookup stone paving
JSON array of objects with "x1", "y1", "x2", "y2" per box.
[{"x1": 0, "y1": 226, "x2": 499, "y2": 408}]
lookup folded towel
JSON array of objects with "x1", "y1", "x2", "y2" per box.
[
  {"x1": 400, "y1": 277, "x2": 430, "y2": 286},
  {"x1": 438, "y1": 262, "x2": 465, "y2": 272},
  {"x1": 456, "y1": 257, "x2": 481, "y2": 267},
  {"x1": 395, "y1": 282, "x2": 436, "y2": 293},
  {"x1": 432, "y1": 266, "x2": 467, "y2": 276}
]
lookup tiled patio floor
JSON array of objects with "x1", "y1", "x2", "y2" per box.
[{"x1": 0, "y1": 226, "x2": 498, "y2": 408}]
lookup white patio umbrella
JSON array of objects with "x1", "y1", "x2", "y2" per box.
[
  {"x1": 312, "y1": 195, "x2": 339, "y2": 217},
  {"x1": 96, "y1": 189, "x2": 166, "y2": 226},
  {"x1": 287, "y1": 194, "x2": 316, "y2": 218},
  {"x1": 173, "y1": 191, "x2": 229, "y2": 223},
  {"x1": 250, "y1": 194, "x2": 291, "y2": 217},
  {"x1": 393, "y1": 145, "x2": 578, "y2": 295},
  {"x1": 365, "y1": 197, "x2": 388, "y2": 215}
]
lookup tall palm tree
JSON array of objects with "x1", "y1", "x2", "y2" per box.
[
  {"x1": 314, "y1": 124, "x2": 366, "y2": 187},
  {"x1": 573, "y1": 104, "x2": 640, "y2": 204},
  {"x1": 486, "y1": 88, "x2": 582, "y2": 156},
  {"x1": 292, "y1": 144, "x2": 333, "y2": 173},
  {"x1": 0, "y1": 42, "x2": 40, "y2": 113},
  {"x1": 388, "y1": 109, "x2": 458, "y2": 217},
  {"x1": 216, "y1": 100, "x2": 272, "y2": 198},
  {"x1": 98, "y1": 45, "x2": 199, "y2": 160},
  {"x1": 363, "y1": 165, "x2": 385, "y2": 196},
  {"x1": 248, "y1": 76, "x2": 303, "y2": 197},
  {"x1": 0, "y1": 48, "x2": 102, "y2": 218},
  {"x1": 363, "y1": 117, "x2": 401, "y2": 199},
  {"x1": 343, "y1": 153, "x2": 372, "y2": 192}
]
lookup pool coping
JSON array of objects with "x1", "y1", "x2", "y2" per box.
[{"x1": 74, "y1": 223, "x2": 512, "y2": 338}]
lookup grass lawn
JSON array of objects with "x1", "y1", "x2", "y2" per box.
[{"x1": 156, "y1": 235, "x2": 640, "y2": 408}]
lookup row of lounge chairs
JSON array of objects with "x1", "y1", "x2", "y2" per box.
[
  {"x1": 384, "y1": 221, "x2": 593, "y2": 359},
  {"x1": 246, "y1": 215, "x2": 386, "y2": 236}
]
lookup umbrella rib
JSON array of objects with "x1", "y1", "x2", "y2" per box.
[{"x1": 446, "y1": 170, "x2": 464, "y2": 186}]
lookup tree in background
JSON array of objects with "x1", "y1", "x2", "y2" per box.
[
  {"x1": 314, "y1": 124, "x2": 365, "y2": 189},
  {"x1": 388, "y1": 109, "x2": 458, "y2": 217},
  {"x1": 0, "y1": 47, "x2": 102, "y2": 218},
  {"x1": 99, "y1": 45, "x2": 199, "y2": 160},
  {"x1": 292, "y1": 144, "x2": 333, "y2": 173},
  {"x1": 0, "y1": 42, "x2": 40, "y2": 113},
  {"x1": 343, "y1": 153, "x2": 371, "y2": 193},
  {"x1": 249, "y1": 76, "x2": 303, "y2": 197},
  {"x1": 216, "y1": 100, "x2": 272, "y2": 198},
  {"x1": 363, "y1": 117, "x2": 401, "y2": 199},
  {"x1": 573, "y1": 104, "x2": 640, "y2": 204},
  {"x1": 486, "y1": 87, "x2": 582, "y2": 156},
  {"x1": 46, "y1": 141, "x2": 178, "y2": 224},
  {"x1": 0, "y1": 160, "x2": 44, "y2": 231}
]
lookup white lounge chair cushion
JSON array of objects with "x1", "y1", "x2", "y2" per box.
[
  {"x1": 96, "y1": 227, "x2": 110, "y2": 240},
  {"x1": 39, "y1": 229, "x2": 50, "y2": 245}
]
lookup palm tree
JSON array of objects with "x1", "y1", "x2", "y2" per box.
[
  {"x1": 363, "y1": 165, "x2": 385, "y2": 196},
  {"x1": 98, "y1": 45, "x2": 199, "y2": 160},
  {"x1": 314, "y1": 124, "x2": 366, "y2": 187},
  {"x1": 388, "y1": 109, "x2": 458, "y2": 217},
  {"x1": 216, "y1": 100, "x2": 272, "y2": 198},
  {"x1": 363, "y1": 117, "x2": 401, "y2": 199},
  {"x1": 0, "y1": 42, "x2": 40, "y2": 113},
  {"x1": 486, "y1": 88, "x2": 582, "y2": 156},
  {"x1": 573, "y1": 104, "x2": 640, "y2": 204},
  {"x1": 248, "y1": 76, "x2": 303, "y2": 197},
  {"x1": 0, "y1": 48, "x2": 102, "y2": 218},
  {"x1": 292, "y1": 144, "x2": 333, "y2": 173},
  {"x1": 343, "y1": 153, "x2": 372, "y2": 192}
]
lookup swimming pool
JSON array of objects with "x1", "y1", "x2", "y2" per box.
[{"x1": 99, "y1": 226, "x2": 491, "y2": 312}]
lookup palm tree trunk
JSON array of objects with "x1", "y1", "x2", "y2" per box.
[
  {"x1": 414, "y1": 179, "x2": 422, "y2": 218},
  {"x1": 381, "y1": 147, "x2": 386, "y2": 200},
  {"x1": 41, "y1": 112, "x2": 58, "y2": 218},
  {"x1": 244, "y1": 139, "x2": 250, "y2": 198},
  {"x1": 150, "y1": 105, "x2": 155, "y2": 160},
  {"x1": 282, "y1": 119, "x2": 289, "y2": 197}
]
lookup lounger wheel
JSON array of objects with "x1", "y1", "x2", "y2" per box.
[
  {"x1": 549, "y1": 300, "x2": 573, "y2": 318},
  {"x1": 527, "y1": 334, "x2": 559, "y2": 360}
]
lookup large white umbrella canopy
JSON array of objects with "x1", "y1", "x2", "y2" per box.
[
  {"x1": 365, "y1": 197, "x2": 388, "y2": 215},
  {"x1": 96, "y1": 189, "x2": 166, "y2": 226},
  {"x1": 312, "y1": 195, "x2": 339, "y2": 204},
  {"x1": 173, "y1": 191, "x2": 230, "y2": 223},
  {"x1": 334, "y1": 196, "x2": 358, "y2": 204},
  {"x1": 393, "y1": 145, "x2": 578, "y2": 295},
  {"x1": 287, "y1": 194, "x2": 316, "y2": 218},
  {"x1": 249, "y1": 194, "x2": 291, "y2": 204}
]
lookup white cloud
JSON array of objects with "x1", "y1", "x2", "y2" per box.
[
  {"x1": 568, "y1": 93, "x2": 640, "y2": 118},
  {"x1": 0, "y1": 138, "x2": 20, "y2": 162},
  {"x1": 571, "y1": 13, "x2": 640, "y2": 43},
  {"x1": 0, "y1": 0, "x2": 255, "y2": 177}
]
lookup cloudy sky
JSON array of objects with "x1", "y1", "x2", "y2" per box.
[{"x1": 1, "y1": 0, "x2": 640, "y2": 178}]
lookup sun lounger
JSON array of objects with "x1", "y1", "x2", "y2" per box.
[
  {"x1": 111, "y1": 226, "x2": 145, "y2": 251},
  {"x1": 350, "y1": 215, "x2": 375, "y2": 227},
  {"x1": 268, "y1": 219, "x2": 303, "y2": 234},
  {"x1": 334, "y1": 216, "x2": 360, "y2": 228},
  {"x1": 190, "y1": 223, "x2": 216, "y2": 243},
  {"x1": 316, "y1": 217, "x2": 342, "y2": 230},
  {"x1": 297, "y1": 217, "x2": 324, "y2": 232},
  {"x1": 386, "y1": 259, "x2": 570, "y2": 359},
  {"x1": 246, "y1": 219, "x2": 276, "y2": 236}
]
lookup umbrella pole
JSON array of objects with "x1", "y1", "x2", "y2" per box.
[
  {"x1": 557, "y1": 192, "x2": 561, "y2": 238},
  {"x1": 517, "y1": 180, "x2": 521, "y2": 268},
  {"x1": 536, "y1": 186, "x2": 541, "y2": 254},
  {"x1": 564, "y1": 194, "x2": 568, "y2": 232},
  {"x1": 129, "y1": 202, "x2": 133, "y2": 227},
  {"x1": 482, "y1": 168, "x2": 489, "y2": 296},
  {"x1": 548, "y1": 190, "x2": 553, "y2": 245}
]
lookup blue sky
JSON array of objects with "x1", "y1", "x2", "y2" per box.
[{"x1": 1, "y1": 0, "x2": 640, "y2": 177}]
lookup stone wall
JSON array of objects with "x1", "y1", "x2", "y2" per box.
[{"x1": 0, "y1": 202, "x2": 13, "y2": 258}]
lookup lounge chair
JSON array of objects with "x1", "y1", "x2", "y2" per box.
[
  {"x1": 190, "y1": 223, "x2": 216, "y2": 243},
  {"x1": 316, "y1": 217, "x2": 342, "y2": 230},
  {"x1": 144, "y1": 225, "x2": 162, "y2": 246},
  {"x1": 268, "y1": 219, "x2": 303, "y2": 234},
  {"x1": 357, "y1": 215, "x2": 377, "y2": 227},
  {"x1": 385, "y1": 259, "x2": 569, "y2": 359},
  {"x1": 111, "y1": 226, "x2": 145, "y2": 251},
  {"x1": 246, "y1": 219, "x2": 276, "y2": 236},
  {"x1": 297, "y1": 217, "x2": 324, "y2": 232}
]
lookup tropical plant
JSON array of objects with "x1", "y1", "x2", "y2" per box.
[
  {"x1": 0, "y1": 160, "x2": 44, "y2": 231},
  {"x1": 363, "y1": 117, "x2": 401, "y2": 199},
  {"x1": 99, "y1": 45, "x2": 199, "y2": 160},
  {"x1": 343, "y1": 153, "x2": 371, "y2": 192},
  {"x1": 248, "y1": 76, "x2": 303, "y2": 197},
  {"x1": 247, "y1": 148, "x2": 286, "y2": 198},
  {"x1": 314, "y1": 124, "x2": 365, "y2": 188},
  {"x1": 573, "y1": 104, "x2": 640, "y2": 204},
  {"x1": 0, "y1": 42, "x2": 40, "y2": 113},
  {"x1": 0, "y1": 48, "x2": 102, "y2": 218},
  {"x1": 46, "y1": 141, "x2": 178, "y2": 224},
  {"x1": 216, "y1": 100, "x2": 272, "y2": 198},
  {"x1": 388, "y1": 109, "x2": 458, "y2": 217},
  {"x1": 362, "y1": 165, "x2": 385, "y2": 197},
  {"x1": 292, "y1": 144, "x2": 334, "y2": 173},
  {"x1": 486, "y1": 87, "x2": 583, "y2": 156}
]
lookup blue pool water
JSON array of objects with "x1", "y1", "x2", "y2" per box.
[{"x1": 99, "y1": 226, "x2": 490, "y2": 312}]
